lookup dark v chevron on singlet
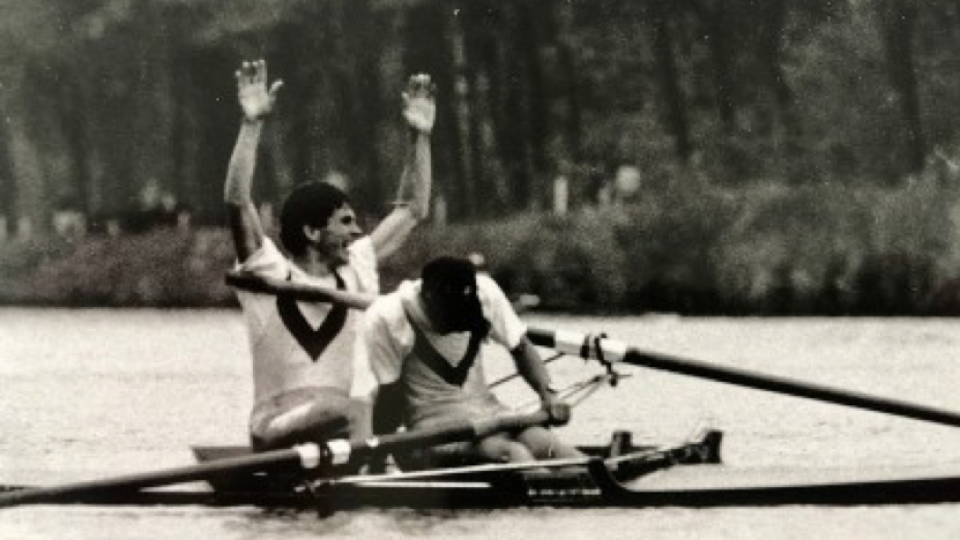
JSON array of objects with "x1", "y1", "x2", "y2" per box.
[
  {"x1": 404, "y1": 308, "x2": 486, "y2": 387},
  {"x1": 277, "y1": 271, "x2": 348, "y2": 361}
]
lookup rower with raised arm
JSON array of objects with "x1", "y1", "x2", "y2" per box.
[
  {"x1": 224, "y1": 59, "x2": 436, "y2": 451},
  {"x1": 351, "y1": 256, "x2": 585, "y2": 467}
]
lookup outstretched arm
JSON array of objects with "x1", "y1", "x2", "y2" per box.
[
  {"x1": 370, "y1": 74, "x2": 436, "y2": 259},
  {"x1": 224, "y1": 60, "x2": 284, "y2": 262}
]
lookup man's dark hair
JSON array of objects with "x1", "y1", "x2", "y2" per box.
[
  {"x1": 421, "y1": 256, "x2": 477, "y2": 295},
  {"x1": 279, "y1": 181, "x2": 350, "y2": 256},
  {"x1": 421, "y1": 256, "x2": 488, "y2": 334}
]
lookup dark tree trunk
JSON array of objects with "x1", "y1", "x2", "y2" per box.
[
  {"x1": 437, "y1": 7, "x2": 471, "y2": 220},
  {"x1": 519, "y1": 0, "x2": 550, "y2": 210},
  {"x1": 54, "y1": 67, "x2": 94, "y2": 216},
  {"x1": 0, "y1": 106, "x2": 17, "y2": 234},
  {"x1": 462, "y1": 21, "x2": 486, "y2": 216},
  {"x1": 555, "y1": 0, "x2": 582, "y2": 164},
  {"x1": 692, "y1": 0, "x2": 736, "y2": 133},
  {"x1": 649, "y1": 1, "x2": 692, "y2": 162},
  {"x1": 181, "y1": 45, "x2": 236, "y2": 223},
  {"x1": 500, "y1": 2, "x2": 536, "y2": 209},
  {"x1": 758, "y1": 0, "x2": 799, "y2": 136},
  {"x1": 468, "y1": 1, "x2": 526, "y2": 215},
  {"x1": 464, "y1": 3, "x2": 510, "y2": 215},
  {"x1": 339, "y1": 0, "x2": 384, "y2": 209},
  {"x1": 169, "y1": 52, "x2": 190, "y2": 214},
  {"x1": 407, "y1": 0, "x2": 475, "y2": 219},
  {"x1": 877, "y1": 0, "x2": 925, "y2": 173}
]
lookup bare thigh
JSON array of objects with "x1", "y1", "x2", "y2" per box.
[{"x1": 249, "y1": 387, "x2": 356, "y2": 451}]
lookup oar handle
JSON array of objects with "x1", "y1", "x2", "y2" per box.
[
  {"x1": 225, "y1": 271, "x2": 374, "y2": 310},
  {"x1": 527, "y1": 327, "x2": 960, "y2": 430},
  {"x1": 0, "y1": 411, "x2": 556, "y2": 509}
]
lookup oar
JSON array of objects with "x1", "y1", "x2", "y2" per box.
[
  {"x1": 527, "y1": 328, "x2": 960, "y2": 430},
  {"x1": 225, "y1": 274, "x2": 960, "y2": 428},
  {"x1": 0, "y1": 410, "x2": 557, "y2": 509},
  {"x1": 225, "y1": 271, "x2": 375, "y2": 310}
]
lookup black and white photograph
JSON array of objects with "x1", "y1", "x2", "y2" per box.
[{"x1": 3, "y1": 0, "x2": 960, "y2": 538}]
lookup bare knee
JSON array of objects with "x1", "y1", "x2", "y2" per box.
[
  {"x1": 252, "y1": 402, "x2": 350, "y2": 451},
  {"x1": 517, "y1": 427, "x2": 584, "y2": 459},
  {"x1": 478, "y1": 435, "x2": 535, "y2": 463}
]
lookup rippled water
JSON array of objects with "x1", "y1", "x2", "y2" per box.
[{"x1": 3, "y1": 309, "x2": 960, "y2": 539}]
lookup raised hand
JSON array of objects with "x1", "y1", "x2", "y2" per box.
[
  {"x1": 402, "y1": 74, "x2": 436, "y2": 135},
  {"x1": 236, "y1": 60, "x2": 283, "y2": 122}
]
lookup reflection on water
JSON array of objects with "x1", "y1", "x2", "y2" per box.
[{"x1": 3, "y1": 309, "x2": 960, "y2": 538}]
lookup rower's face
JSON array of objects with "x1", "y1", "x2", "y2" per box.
[
  {"x1": 421, "y1": 288, "x2": 476, "y2": 334},
  {"x1": 422, "y1": 292, "x2": 449, "y2": 333},
  {"x1": 310, "y1": 205, "x2": 362, "y2": 265}
]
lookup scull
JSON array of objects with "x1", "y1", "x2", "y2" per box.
[{"x1": 5, "y1": 272, "x2": 960, "y2": 511}]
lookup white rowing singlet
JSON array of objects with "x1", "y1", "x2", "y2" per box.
[
  {"x1": 351, "y1": 276, "x2": 526, "y2": 426},
  {"x1": 234, "y1": 237, "x2": 378, "y2": 407}
]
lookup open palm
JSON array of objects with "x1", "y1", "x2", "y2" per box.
[
  {"x1": 402, "y1": 74, "x2": 436, "y2": 134},
  {"x1": 236, "y1": 60, "x2": 283, "y2": 121}
]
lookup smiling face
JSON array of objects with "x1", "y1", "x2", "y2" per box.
[{"x1": 305, "y1": 204, "x2": 363, "y2": 266}]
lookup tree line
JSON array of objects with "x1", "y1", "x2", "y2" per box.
[{"x1": 1, "y1": 0, "x2": 959, "y2": 236}]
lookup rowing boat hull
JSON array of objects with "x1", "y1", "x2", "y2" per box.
[
  {"x1": 150, "y1": 431, "x2": 960, "y2": 509},
  {"x1": 8, "y1": 429, "x2": 960, "y2": 509},
  {"x1": 0, "y1": 430, "x2": 721, "y2": 510},
  {"x1": 609, "y1": 463, "x2": 960, "y2": 507},
  {"x1": 7, "y1": 462, "x2": 960, "y2": 509}
]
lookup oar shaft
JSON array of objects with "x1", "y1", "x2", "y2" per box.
[
  {"x1": 226, "y1": 271, "x2": 374, "y2": 310},
  {"x1": 527, "y1": 327, "x2": 960, "y2": 430},
  {"x1": 0, "y1": 411, "x2": 554, "y2": 509},
  {"x1": 224, "y1": 274, "x2": 960, "y2": 429},
  {"x1": 0, "y1": 447, "x2": 305, "y2": 508},
  {"x1": 343, "y1": 410, "x2": 555, "y2": 465}
]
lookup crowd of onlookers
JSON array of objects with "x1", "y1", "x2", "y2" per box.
[{"x1": 1, "y1": 182, "x2": 194, "y2": 243}]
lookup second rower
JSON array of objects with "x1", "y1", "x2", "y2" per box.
[{"x1": 351, "y1": 256, "x2": 584, "y2": 466}]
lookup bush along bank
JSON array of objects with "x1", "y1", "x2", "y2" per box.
[{"x1": 3, "y1": 175, "x2": 960, "y2": 314}]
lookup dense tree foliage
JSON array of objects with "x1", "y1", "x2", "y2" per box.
[{"x1": 1, "y1": 0, "x2": 959, "y2": 232}]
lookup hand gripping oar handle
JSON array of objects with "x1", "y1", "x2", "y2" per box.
[
  {"x1": 0, "y1": 410, "x2": 558, "y2": 509},
  {"x1": 527, "y1": 327, "x2": 960, "y2": 430}
]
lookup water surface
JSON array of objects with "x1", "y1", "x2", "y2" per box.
[{"x1": 3, "y1": 309, "x2": 960, "y2": 539}]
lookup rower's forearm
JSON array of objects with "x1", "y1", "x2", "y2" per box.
[
  {"x1": 350, "y1": 398, "x2": 375, "y2": 444},
  {"x1": 224, "y1": 120, "x2": 263, "y2": 205},
  {"x1": 513, "y1": 339, "x2": 554, "y2": 399},
  {"x1": 524, "y1": 370, "x2": 554, "y2": 400}
]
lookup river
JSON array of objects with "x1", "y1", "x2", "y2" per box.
[{"x1": 2, "y1": 309, "x2": 960, "y2": 539}]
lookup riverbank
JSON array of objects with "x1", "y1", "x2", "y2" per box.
[{"x1": 3, "y1": 175, "x2": 960, "y2": 315}]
